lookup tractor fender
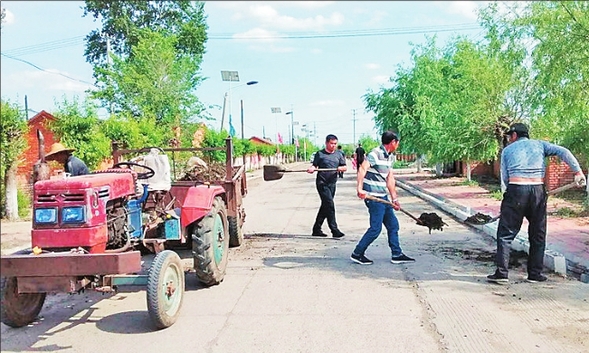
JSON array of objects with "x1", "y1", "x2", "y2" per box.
[{"x1": 180, "y1": 184, "x2": 226, "y2": 228}]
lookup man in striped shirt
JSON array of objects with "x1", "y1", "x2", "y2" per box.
[{"x1": 350, "y1": 131, "x2": 415, "y2": 265}]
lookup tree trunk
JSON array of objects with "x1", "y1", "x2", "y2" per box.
[
  {"x1": 416, "y1": 155, "x2": 423, "y2": 173},
  {"x1": 435, "y1": 163, "x2": 443, "y2": 177},
  {"x1": 466, "y1": 162, "x2": 472, "y2": 182},
  {"x1": 4, "y1": 163, "x2": 20, "y2": 221}
]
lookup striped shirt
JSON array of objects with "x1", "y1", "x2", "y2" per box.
[{"x1": 363, "y1": 145, "x2": 394, "y2": 197}]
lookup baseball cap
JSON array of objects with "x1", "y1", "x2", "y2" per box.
[{"x1": 505, "y1": 123, "x2": 529, "y2": 135}]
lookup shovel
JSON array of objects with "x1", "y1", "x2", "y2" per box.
[
  {"x1": 464, "y1": 181, "x2": 580, "y2": 225},
  {"x1": 263, "y1": 164, "x2": 338, "y2": 181},
  {"x1": 364, "y1": 194, "x2": 423, "y2": 224},
  {"x1": 364, "y1": 194, "x2": 448, "y2": 234}
]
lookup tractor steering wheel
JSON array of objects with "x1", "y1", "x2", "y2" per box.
[{"x1": 112, "y1": 161, "x2": 155, "y2": 180}]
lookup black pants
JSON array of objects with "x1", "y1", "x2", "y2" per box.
[
  {"x1": 495, "y1": 184, "x2": 547, "y2": 277},
  {"x1": 313, "y1": 182, "x2": 338, "y2": 233}
]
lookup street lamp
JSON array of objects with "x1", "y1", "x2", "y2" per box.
[
  {"x1": 271, "y1": 107, "x2": 281, "y2": 143},
  {"x1": 286, "y1": 110, "x2": 297, "y2": 161},
  {"x1": 219, "y1": 70, "x2": 258, "y2": 132}
]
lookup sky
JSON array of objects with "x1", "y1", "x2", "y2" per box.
[{"x1": 1, "y1": 1, "x2": 490, "y2": 146}]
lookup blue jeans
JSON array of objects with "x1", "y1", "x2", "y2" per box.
[{"x1": 353, "y1": 197, "x2": 402, "y2": 257}]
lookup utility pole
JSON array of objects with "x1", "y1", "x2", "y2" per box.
[
  {"x1": 352, "y1": 109, "x2": 357, "y2": 144},
  {"x1": 106, "y1": 34, "x2": 114, "y2": 116}
]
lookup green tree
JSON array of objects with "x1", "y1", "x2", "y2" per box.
[
  {"x1": 515, "y1": 1, "x2": 589, "y2": 167},
  {"x1": 91, "y1": 28, "x2": 206, "y2": 125},
  {"x1": 50, "y1": 96, "x2": 111, "y2": 170},
  {"x1": 1, "y1": 100, "x2": 28, "y2": 220},
  {"x1": 83, "y1": 1, "x2": 207, "y2": 69},
  {"x1": 83, "y1": 1, "x2": 209, "y2": 125}
]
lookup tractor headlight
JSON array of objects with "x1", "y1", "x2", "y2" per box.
[
  {"x1": 62, "y1": 206, "x2": 86, "y2": 224},
  {"x1": 34, "y1": 208, "x2": 57, "y2": 224}
]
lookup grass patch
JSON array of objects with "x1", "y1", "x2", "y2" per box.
[
  {"x1": 461, "y1": 179, "x2": 479, "y2": 187},
  {"x1": 490, "y1": 190, "x2": 503, "y2": 201}
]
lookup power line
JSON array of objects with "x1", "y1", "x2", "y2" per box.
[
  {"x1": 0, "y1": 53, "x2": 95, "y2": 86},
  {"x1": 1, "y1": 23, "x2": 481, "y2": 57},
  {"x1": 211, "y1": 23, "x2": 480, "y2": 40}
]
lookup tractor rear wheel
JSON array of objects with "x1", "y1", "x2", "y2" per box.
[
  {"x1": 146, "y1": 250, "x2": 185, "y2": 330},
  {"x1": 228, "y1": 213, "x2": 244, "y2": 248},
  {"x1": 1, "y1": 276, "x2": 46, "y2": 328},
  {"x1": 192, "y1": 196, "x2": 230, "y2": 286}
]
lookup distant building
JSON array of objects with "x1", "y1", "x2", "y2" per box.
[
  {"x1": 249, "y1": 136, "x2": 275, "y2": 146},
  {"x1": 17, "y1": 110, "x2": 59, "y2": 187}
]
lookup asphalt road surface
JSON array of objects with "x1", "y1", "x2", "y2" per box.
[{"x1": 1, "y1": 164, "x2": 588, "y2": 353}]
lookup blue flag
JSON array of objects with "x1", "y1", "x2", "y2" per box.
[{"x1": 228, "y1": 114, "x2": 236, "y2": 137}]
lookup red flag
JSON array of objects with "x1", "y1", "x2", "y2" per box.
[
  {"x1": 295, "y1": 138, "x2": 299, "y2": 148},
  {"x1": 277, "y1": 132, "x2": 283, "y2": 144}
]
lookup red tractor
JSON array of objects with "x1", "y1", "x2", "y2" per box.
[{"x1": 1, "y1": 137, "x2": 247, "y2": 329}]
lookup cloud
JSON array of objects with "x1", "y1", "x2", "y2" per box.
[
  {"x1": 233, "y1": 27, "x2": 281, "y2": 42},
  {"x1": 441, "y1": 1, "x2": 487, "y2": 20},
  {"x1": 372, "y1": 75, "x2": 391, "y2": 85},
  {"x1": 4, "y1": 69, "x2": 92, "y2": 95},
  {"x1": 2, "y1": 8, "x2": 16, "y2": 25},
  {"x1": 214, "y1": 2, "x2": 344, "y2": 31},
  {"x1": 365, "y1": 63, "x2": 380, "y2": 70},
  {"x1": 286, "y1": 1, "x2": 336, "y2": 9}
]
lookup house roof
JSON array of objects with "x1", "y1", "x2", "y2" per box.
[
  {"x1": 249, "y1": 136, "x2": 275, "y2": 145},
  {"x1": 28, "y1": 110, "x2": 56, "y2": 125}
]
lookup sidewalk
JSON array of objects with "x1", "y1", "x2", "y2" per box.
[{"x1": 394, "y1": 170, "x2": 589, "y2": 283}]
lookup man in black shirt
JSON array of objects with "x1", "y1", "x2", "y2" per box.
[
  {"x1": 307, "y1": 134, "x2": 347, "y2": 238},
  {"x1": 354, "y1": 143, "x2": 365, "y2": 173}
]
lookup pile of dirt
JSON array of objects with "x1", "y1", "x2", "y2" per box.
[
  {"x1": 417, "y1": 212, "x2": 448, "y2": 234},
  {"x1": 464, "y1": 212, "x2": 494, "y2": 225},
  {"x1": 179, "y1": 162, "x2": 228, "y2": 183}
]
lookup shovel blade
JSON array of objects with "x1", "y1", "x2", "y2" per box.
[{"x1": 263, "y1": 165, "x2": 286, "y2": 181}]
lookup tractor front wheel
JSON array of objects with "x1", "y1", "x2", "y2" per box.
[
  {"x1": 1, "y1": 276, "x2": 46, "y2": 328},
  {"x1": 146, "y1": 250, "x2": 185, "y2": 330},
  {"x1": 192, "y1": 196, "x2": 230, "y2": 286}
]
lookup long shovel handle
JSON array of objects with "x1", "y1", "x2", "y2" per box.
[
  {"x1": 283, "y1": 168, "x2": 339, "y2": 172},
  {"x1": 467, "y1": 181, "x2": 580, "y2": 225},
  {"x1": 547, "y1": 181, "x2": 579, "y2": 195},
  {"x1": 364, "y1": 194, "x2": 423, "y2": 224}
]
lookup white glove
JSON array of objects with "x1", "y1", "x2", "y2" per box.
[{"x1": 574, "y1": 173, "x2": 587, "y2": 186}]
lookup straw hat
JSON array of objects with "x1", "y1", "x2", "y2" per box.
[{"x1": 46, "y1": 142, "x2": 75, "y2": 159}]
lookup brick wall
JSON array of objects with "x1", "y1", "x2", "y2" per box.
[
  {"x1": 545, "y1": 156, "x2": 579, "y2": 190},
  {"x1": 16, "y1": 111, "x2": 58, "y2": 188}
]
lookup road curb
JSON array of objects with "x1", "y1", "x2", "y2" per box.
[{"x1": 396, "y1": 179, "x2": 569, "y2": 278}]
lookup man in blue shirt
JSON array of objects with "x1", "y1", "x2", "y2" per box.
[
  {"x1": 351, "y1": 131, "x2": 415, "y2": 265},
  {"x1": 45, "y1": 142, "x2": 89, "y2": 177},
  {"x1": 487, "y1": 123, "x2": 586, "y2": 284}
]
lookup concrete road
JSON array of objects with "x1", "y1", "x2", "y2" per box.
[{"x1": 1, "y1": 164, "x2": 588, "y2": 353}]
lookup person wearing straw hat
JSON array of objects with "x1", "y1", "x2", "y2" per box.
[{"x1": 45, "y1": 142, "x2": 89, "y2": 177}]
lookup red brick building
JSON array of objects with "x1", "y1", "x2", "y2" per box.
[{"x1": 17, "y1": 110, "x2": 58, "y2": 187}]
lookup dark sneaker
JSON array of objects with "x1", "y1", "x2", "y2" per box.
[
  {"x1": 391, "y1": 254, "x2": 415, "y2": 264},
  {"x1": 487, "y1": 273, "x2": 509, "y2": 284},
  {"x1": 332, "y1": 231, "x2": 345, "y2": 238},
  {"x1": 312, "y1": 231, "x2": 328, "y2": 237},
  {"x1": 350, "y1": 253, "x2": 373, "y2": 265},
  {"x1": 527, "y1": 274, "x2": 547, "y2": 283}
]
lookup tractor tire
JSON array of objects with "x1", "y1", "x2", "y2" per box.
[
  {"x1": 1, "y1": 276, "x2": 46, "y2": 328},
  {"x1": 146, "y1": 250, "x2": 185, "y2": 330},
  {"x1": 228, "y1": 215, "x2": 243, "y2": 248},
  {"x1": 192, "y1": 196, "x2": 230, "y2": 286}
]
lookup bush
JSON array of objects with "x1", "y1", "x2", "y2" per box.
[{"x1": 17, "y1": 188, "x2": 31, "y2": 219}]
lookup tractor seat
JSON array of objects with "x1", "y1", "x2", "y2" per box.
[{"x1": 141, "y1": 148, "x2": 172, "y2": 192}]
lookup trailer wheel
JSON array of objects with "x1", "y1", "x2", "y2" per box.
[
  {"x1": 228, "y1": 214, "x2": 243, "y2": 248},
  {"x1": 1, "y1": 276, "x2": 46, "y2": 328},
  {"x1": 146, "y1": 250, "x2": 185, "y2": 330},
  {"x1": 192, "y1": 196, "x2": 230, "y2": 286}
]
